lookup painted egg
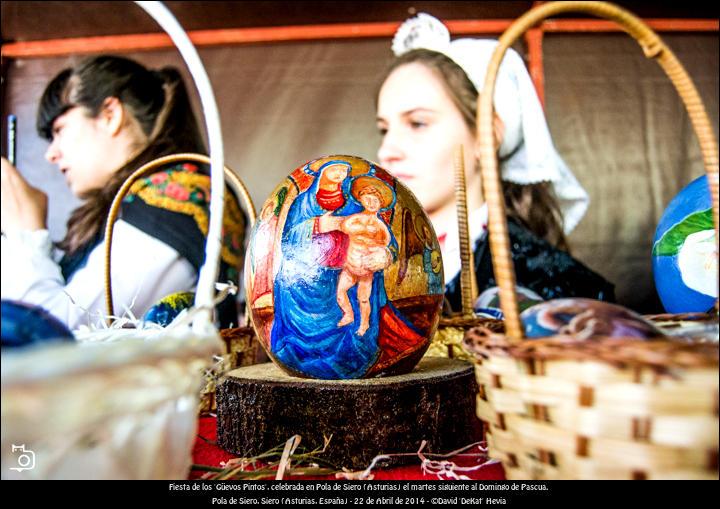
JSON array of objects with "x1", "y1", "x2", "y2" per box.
[
  {"x1": 1, "y1": 300, "x2": 75, "y2": 348},
  {"x1": 520, "y1": 298, "x2": 665, "y2": 340},
  {"x1": 244, "y1": 155, "x2": 444, "y2": 379},
  {"x1": 142, "y1": 291, "x2": 195, "y2": 327},
  {"x1": 652, "y1": 175, "x2": 717, "y2": 313}
]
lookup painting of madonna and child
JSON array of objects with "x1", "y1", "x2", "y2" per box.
[{"x1": 245, "y1": 155, "x2": 445, "y2": 380}]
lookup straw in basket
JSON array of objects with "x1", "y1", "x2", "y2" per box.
[
  {"x1": 461, "y1": 1, "x2": 719, "y2": 480},
  {"x1": 1, "y1": 2, "x2": 250, "y2": 479}
]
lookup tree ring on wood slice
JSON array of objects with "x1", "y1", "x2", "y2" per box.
[{"x1": 216, "y1": 357, "x2": 482, "y2": 470}]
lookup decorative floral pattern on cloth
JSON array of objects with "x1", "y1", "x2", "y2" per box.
[{"x1": 124, "y1": 162, "x2": 244, "y2": 272}]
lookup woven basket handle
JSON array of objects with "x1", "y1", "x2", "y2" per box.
[
  {"x1": 103, "y1": 153, "x2": 257, "y2": 321},
  {"x1": 476, "y1": 1, "x2": 719, "y2": 341}
]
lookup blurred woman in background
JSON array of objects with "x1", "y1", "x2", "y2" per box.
[
  {"x1": 376, "y1": 13, "x2": 614, "y2": 311},
  {"x1": 1, "y1": 55, "x2": 245, "y2": 329}
]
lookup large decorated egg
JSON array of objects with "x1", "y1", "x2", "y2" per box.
[
  {"x1": 520, "y1": 298, "x2": 665, "y2": 340},
  {"x1": 245, "y1": 155, "x2": 444, "y2": 379},
  {"x1": 1, "y1": 300, "x2": 75, "y2": 348},
  {"x1": 652, "y1": 175, "x2": 717, "y2": 313}
]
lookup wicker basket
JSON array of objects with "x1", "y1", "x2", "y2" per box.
[
  {"x1": 0, "y1": 3, "x2": 254, "y2": 479},
  {"x1": 428, "y1": 139, "x2": 505, "y2": 360},
  {"x1": 462, "y1": 1, "x2": 719, "y2": 480},
  {"x1": 102, "y1": 152, "x2": 259, "y2": 417},
  {"x1": 200, "y1": 326, "x2": 259, "y2": 415},
  {"x1": 430, "y1": 315, "x2": 504, "y2": 359}
]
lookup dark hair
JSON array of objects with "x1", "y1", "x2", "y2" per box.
[
  {"x1": 379, "y1": 49, "x2": 569, "y2": 251},
  {"x1": 37, "y1": 55, "x2": 206, "y2": 255}
]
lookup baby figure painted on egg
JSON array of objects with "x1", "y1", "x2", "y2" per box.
[{"x1": 245, "y1": 155, "x2": 444, "y2": 379}]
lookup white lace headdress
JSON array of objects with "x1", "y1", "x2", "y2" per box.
[{"x1": 392, "y1": 13, "x2": 589, "y2": 233}]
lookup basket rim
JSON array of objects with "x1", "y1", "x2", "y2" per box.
[
  {"x1": 0, "y1": 330, "x2": 221, "y2": 386},
  {"x1": 463, "y1": 325, "x2": 719, "y2": 371}
]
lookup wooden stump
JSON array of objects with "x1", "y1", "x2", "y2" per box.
[{"x1": 216, "y1": 357, "x2": 481, "y2": 469}]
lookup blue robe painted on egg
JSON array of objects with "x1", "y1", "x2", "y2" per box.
[{"x1": 270, "y1": 175, "x2": 398, "y2": 379}]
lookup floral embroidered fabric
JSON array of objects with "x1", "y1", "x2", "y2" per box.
[{"x1": 124, "y1": 162, "x2": 245, "y2": 276}]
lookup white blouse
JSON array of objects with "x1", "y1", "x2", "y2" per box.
[{"x1": 1, "y1": 220, "x2": 196, "y2": 330}]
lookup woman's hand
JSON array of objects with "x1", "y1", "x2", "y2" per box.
[{"x1": 1, "y1": 157, "x2": 48, "y2": 232}]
